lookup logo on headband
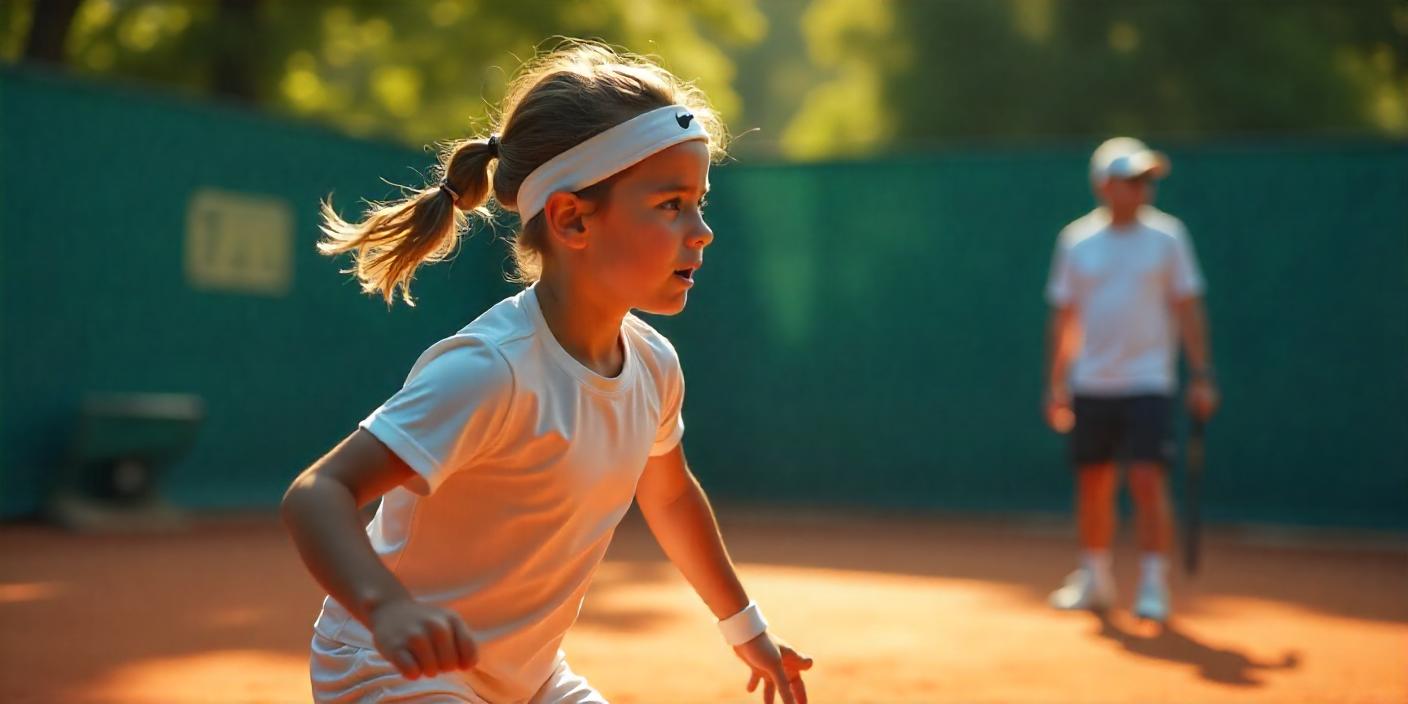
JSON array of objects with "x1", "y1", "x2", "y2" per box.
[{"x1": 675, "y1": 112, "x2": 694, "y2": 129}]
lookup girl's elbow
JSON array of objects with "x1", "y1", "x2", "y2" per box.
[{"x1": 280, "y1": 473, "x2": 319, "y2": 526}]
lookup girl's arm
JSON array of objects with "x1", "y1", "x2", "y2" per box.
[
  {"x1": 635, "y1": 444, "x2": 812, "y2": 704},
  {"x1": 634, "y1": 444, "x2": 747, "y2": 618},
  {"x1": 281, "y1": 429, "x2": 477, "y2": 679}
]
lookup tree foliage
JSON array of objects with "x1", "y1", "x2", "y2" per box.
[
  {"x1": 1, "y1": 0, "x2": 765, "y2": 145},
  {"x1": 785, "y1": 0, "x2": 1408, "y2": 158}
]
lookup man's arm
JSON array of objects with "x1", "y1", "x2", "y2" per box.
[
  {"x1": 1175, "y1": 296, "x2": 1219, "y2": 421},
  {"x1": 1175, "y1": 296, "x2": 1211, "y2": 376},
  {"x1": 1045, "y1": 304, "x2": 1080, "y2": 431}
]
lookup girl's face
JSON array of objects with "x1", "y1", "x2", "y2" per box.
[{"x1": 581, "y1": 140, "x2": 714, "y2": 316}]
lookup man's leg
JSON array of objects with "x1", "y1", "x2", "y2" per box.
[
  {"x1": 1128, "y1": 462, "x2": 1173, "y2": 554},
  {"x1": 1075, "y1": 462, "x2": 1119, "y2": 602},
  {"x1": 1078, "y1": 462, "x2": 1119, "y2": 551},
  {"x1": 1126, "y1": 395, "x2": 1176, "y2": 621},
  {"x1": 1052, "y1": 397, "x2": 1119, "y2": 610}
]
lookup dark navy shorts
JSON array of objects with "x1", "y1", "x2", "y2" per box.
[{"x1": 1070, "y1": 394, "x2": 1174, "y2": 468}]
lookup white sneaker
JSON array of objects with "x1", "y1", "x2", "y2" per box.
[
  {"x1": 1049, "y1": 568, "x2": 1115, "y2": 611},
  {"x1": 1133, "y1": 579, "x2": 1170, "y2": 622}
]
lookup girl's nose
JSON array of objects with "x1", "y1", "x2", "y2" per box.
[{"x1": 690, "y1": 215, "x2": 714, "y2": 249}]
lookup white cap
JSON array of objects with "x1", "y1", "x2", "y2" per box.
[{"x1": 1090, "y1": 137, "x2": 1169, "y2": 184}]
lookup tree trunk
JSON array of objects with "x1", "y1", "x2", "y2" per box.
[
  {"x1": 23, "y1": 0, "x2": 83, "y2": 65},
  {"x1": 211, "y1": 0, "x2": 260, "y2": 102}
]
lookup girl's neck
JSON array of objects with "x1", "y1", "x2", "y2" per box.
[{"x1": 534, "y1": 270, "x2": 629, "y2": 378}]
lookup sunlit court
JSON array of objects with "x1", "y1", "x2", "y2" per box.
[
  {"x1": 2, "y1": 514, "x2": 1405, "y2": 702},
  {"x1": 2, "y1": 1, "x2": 1405, "y2": 703}
]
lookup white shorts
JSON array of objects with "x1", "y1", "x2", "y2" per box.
[{"x1": 310, "y1": 634, "x2": 607, "y2": 704}]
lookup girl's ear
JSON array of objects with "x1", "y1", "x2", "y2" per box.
[{"x1": 543, "y1": 192, "x2": 593, "y2": 251}]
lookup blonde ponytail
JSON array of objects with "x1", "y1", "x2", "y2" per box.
[{"x1": 318, "y1": 138, "x2": 497, "y2": 305}]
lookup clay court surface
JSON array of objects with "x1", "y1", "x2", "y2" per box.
[{"x1": 1, "y1": 510, "x2": 1404, "y2": 703}]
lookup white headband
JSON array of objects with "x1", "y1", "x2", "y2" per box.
[{"x1": 515, "y1": 104, "x2": 709, "y2": 224}]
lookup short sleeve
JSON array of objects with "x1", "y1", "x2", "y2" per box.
[
  {"x1": 1046, "y1": 231, "x2": 1074, "y2": 306},
  {"x1": 649, "y1": 347, "x2": 685, "y2": 457},
  {"x1": 360, "y1": 335, "x2": 514, "y2": 495},
  {"x1": 1167, "y1": 221, "x2": 1206, "y2": 300}
]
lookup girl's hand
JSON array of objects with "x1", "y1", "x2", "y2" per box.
[
  {"x1": 734, "y1": 632, "x2": 813, "y2": 704},
  {"x1": 368, "y1": 598, "x2": 478, "y2": 679}
]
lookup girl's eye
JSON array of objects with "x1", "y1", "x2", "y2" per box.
[{"x1": 660, "y1": 196, "x2": 707, "y2": 213}]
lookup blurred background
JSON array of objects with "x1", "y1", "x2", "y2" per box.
[{"x1": 1, "y1": 1, "x2": 1405, "y2": 703}]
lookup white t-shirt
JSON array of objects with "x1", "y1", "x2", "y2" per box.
[
  {"x1": 313, "y1": 286, "x2": 685, "y2": 703},
  {"x1": 1046, "y1": 206, "x2": 1205, "y2": 396}
]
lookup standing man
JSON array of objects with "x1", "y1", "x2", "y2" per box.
[{"x1": 1044, "y1": 137, "x2": 1219, "y2": 622}]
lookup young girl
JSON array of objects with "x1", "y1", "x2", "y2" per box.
[{"x1": 281, "y1": 42, "x2": 813, "y2": 704}]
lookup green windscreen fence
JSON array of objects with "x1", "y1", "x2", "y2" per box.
[{"x1": 4, "y1": 68, "x2": 1405, "y2": 528}]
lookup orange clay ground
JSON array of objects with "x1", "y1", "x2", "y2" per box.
[{"x1": 1, "y1": 509, "x2": 1404, "y2": 703}]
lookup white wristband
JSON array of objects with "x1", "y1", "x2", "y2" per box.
[{"x1": 718, "y1": 602, "x2": 768, "y2": 646}]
